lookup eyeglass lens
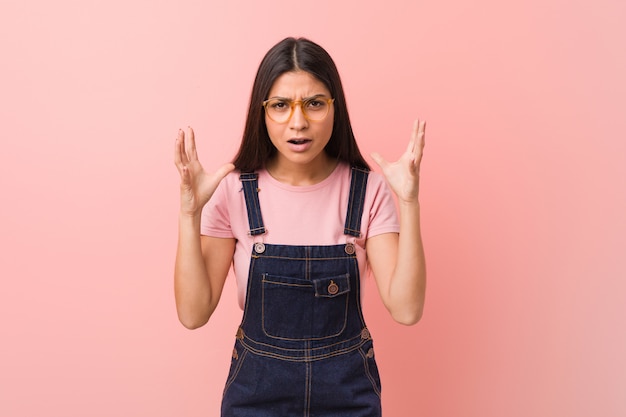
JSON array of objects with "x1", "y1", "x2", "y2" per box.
[{"x1": 264, "y1": 97, "x2": 331, "y2": 123}]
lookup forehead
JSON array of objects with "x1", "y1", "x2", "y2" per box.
[{"x1": 268, "y1": 71, "x2": 330, "y2": 98}]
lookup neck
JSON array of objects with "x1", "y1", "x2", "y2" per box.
[{"x1": 266, "y1": 155, "x2": 338, "y2": 186}]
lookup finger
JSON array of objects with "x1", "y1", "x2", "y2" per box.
[
  {"x1": 174, "y1": 133, "x2": 181, "y2": 168},
  {"x1": 418, "y1": 120, "x2": 426, "y2": 146},
  {"x1": 181, "y1": 165, "x2": 193, "y2": 189},
  {"x1": 215, "y1": 163, "x2": 236, "y2": 180},
  {"x1": 209, "y1": 163, "x2": 236, "y2": 186},
  {"x1": 174, "y1": 129, "x2": 187, "y2": 170},
  {"x1": 186, "y1": 126, "x2": 198, "y2": 161},
  {"x1": 370, "y1": 152, "x2": 388, "y2": 170},
  {"x1": 417, "y1": 120, "x2": 426, "y2": 153},
  {"x1": 407, "y1": 119, "x2": 419, "y2": 154},
  {"x1": 413, "y1": 120, "x2": 426, "y2": 166},
  {"x1": 179, "y1": 129, "x2": 190, "y2": 166}
]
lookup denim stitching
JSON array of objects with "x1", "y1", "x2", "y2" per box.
[
  {"x1": 261, "y1": 273, "x2": 350, "y2": 341},
  {"x1": 343, "y1": 168, "x2": 369, "y2": 237},
  {"x1": 304, "y1": 341, "x2": 311, "y2": 417},
  {"x1": 355, "y1": 169, "x2": 367, "y2": 235},
  {"x1": 253, "y1": 254, "x2": 356, "y2": 261},
  {"x1": 239, "y1": 255, "x2": 256, "y2": 326},
  {"x1": 223, "y1": 346, "x2": 248, "y2": 395},
  {"x1": 359, "y1": 344, "x2": 382, "y2": 398},
  {"x1": 242, "y1": 331, "x2": 363, "y2": 353},
  {"x1": 239, "y1": 338, "x2": 367, "y2": 362},
  {"x1": 344, "y1": 168, "x2": 357, "y2": 235},
  {"x1": 226, "y1": 168, "x2": 380, "y2": 413},
  {"x1": 351, "y1": 256, "x2": 367, "y2": 329},
  {"x1": 240, "y1": 173, "x2": 266, "y2": 236}
]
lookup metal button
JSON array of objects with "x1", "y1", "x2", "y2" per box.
[
  {"x1": 236, "y1": 327, "x2": 244, "y2": 340},
  {"x1": 361, "y1": 328, "x2": 371, "y2": 340},
  {"x1": 344, "y1": 243, "x2": 355, "y2": 255},
  {"x1": 327, "y1": 280, "x2": 339, "y2": 295},
  {"x1": 232, "y1": 348, "x2": 239, "y2": 360},
  {"x1": 254, "y1": 242, "x2": 265, "y2": 253},
  {"x1": 366, "y1": 348, "x2": 375, "y2": 358}
]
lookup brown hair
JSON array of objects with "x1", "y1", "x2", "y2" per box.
[{"x1": 232, "y1": 37, "x2": 370, "y2": 172}]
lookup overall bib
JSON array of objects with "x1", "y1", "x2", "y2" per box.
[{"x1": 222, "y1": 168, "x2": 382, "y2": 417}]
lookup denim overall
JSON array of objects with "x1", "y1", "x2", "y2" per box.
[{"x1": 221, "y1": 167, "x2": 382, "y2": 417}]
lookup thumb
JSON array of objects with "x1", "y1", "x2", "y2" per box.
[
  {"x1": 370, "y1": 152, "x2": 388, "y2": 170},
  {"x1": 215, "y1": 163, "x2": 236, "y2": 180}
]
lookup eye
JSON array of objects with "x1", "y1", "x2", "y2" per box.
[
  {"x1": 269, "y1": 100, "x2": 289, "y2": 112},
  {"x1": 305, "y1": 98, "x2": 326, "y2": 110}
]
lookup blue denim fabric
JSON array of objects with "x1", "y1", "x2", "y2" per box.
[{"x1": 222, "y1": 168, "x2": 381, "y2": 417}]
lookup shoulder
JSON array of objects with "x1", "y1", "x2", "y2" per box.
[
  {"x1": 337, "y1": 164, "x2": 386, "y2": 185},
  {"x1": 223, "y1": 170, "x2": 246, "y2": 186},
  {"x1": 214, "y1": 169, "x2": 252, "y2": 197},
  {"x1": 332, "y1": 164, "x2": 391, "y2": 198},
  {"x1": 364, "y1": 169, "x2": 397, "y2": 214},
  {"x1": 366, "y1": 169, "x2": 387, "y2": 186},
  {"x1": 351, "y1": 167, "x2": 390, "y2": 198},
  {"x1": 205, "y1": 170, "x2": 246, "y2": 211}
]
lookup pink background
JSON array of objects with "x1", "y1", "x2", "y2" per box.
[{"x1": 1, "y1": 0, "x2": 625, "y2": 416}]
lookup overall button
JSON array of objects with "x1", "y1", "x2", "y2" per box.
[
  {"x1": 232, "y1": 348, "x2": 239, "y2": 360},
  {"x1": 254, "y1": 242, "x2": 265, "y2": 253},
  {"x1": 361, "y1": 328, "x2": 371, "y2": 340},
  {"x1": 236, "y1": 327, "x2": 244, "y2": 339},
  {"x1": 327, "y1": 280, "x2": 339, "y2": 295},
  {"x1": 345, "y1": 243, "x2": 355, "y2": 255},
  {"x1": 366, "y1": 348, "x2": 375, "y2": 358}
]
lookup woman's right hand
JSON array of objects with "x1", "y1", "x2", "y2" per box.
[{"x1": 174, "y1": 127, "x2": 235, "y2": 217}]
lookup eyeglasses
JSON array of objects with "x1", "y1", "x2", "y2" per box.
[{"x1": 262, "y1": 95, "x2": 335, "y2": 123}]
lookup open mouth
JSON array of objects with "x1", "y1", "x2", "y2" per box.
[{"x1": 288, "y1": 139, "x2": 311, "y2": 145}]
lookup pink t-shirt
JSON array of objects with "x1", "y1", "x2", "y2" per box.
[{"x1": 201, "y1": 162, "x2": 400, "y2": 309}]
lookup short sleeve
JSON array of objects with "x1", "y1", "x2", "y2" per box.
[
  {"x1": 200, "y1": 174, "x2": 235, "y2": 238},
  {"x1": 364, "y1": 172, "x2": 400, "y2": 239}
]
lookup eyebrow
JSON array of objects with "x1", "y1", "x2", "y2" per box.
[{"x1": 267, "y1": 94, "x2": 329, "y2": 101}]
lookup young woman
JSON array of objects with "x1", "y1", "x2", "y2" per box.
[{"x1": 174, "y1": 37, "x2": 426, "y2": 416}]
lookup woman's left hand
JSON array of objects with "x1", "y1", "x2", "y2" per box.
[{"x1": 371, "y1": 119, "x2": 426, "y2": 204}]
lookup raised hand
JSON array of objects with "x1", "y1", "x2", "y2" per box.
[
  {"x1": 371, "y1": 119, "x2": 426, "y2": 204},
  {"x1": 174, "y1": 127, "x2": 235, "y2": 216}
]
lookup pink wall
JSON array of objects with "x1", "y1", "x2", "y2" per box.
[{"x1": 1, "y1": 0, "x2": 625, "y2": 416}]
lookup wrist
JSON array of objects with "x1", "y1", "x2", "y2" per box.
[
  {"x1": 179, "y1": 210, "x2": 202, "y2": 224},
  {"x1": 398, "y1": 199, "x2": 420, "y2": 209}
]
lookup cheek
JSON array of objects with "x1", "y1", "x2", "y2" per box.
[
  {"x1": 323, "y1": 114, "x2": 335, "y2": 138},
  {"x1": 265, "y1": 120, "x2": 282, "y2": 142}
]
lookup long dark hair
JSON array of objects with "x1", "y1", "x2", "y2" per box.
[{"x1": 232, "y1": 37, "x2": 370, "y2": 172}]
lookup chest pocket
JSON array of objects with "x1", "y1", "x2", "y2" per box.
[{"x1": 261, "y1": 273, "x2": 350, "y2": 340}]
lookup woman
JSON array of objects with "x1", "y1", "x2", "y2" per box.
[{"x1": 174, "y1": 37, "x2": 426, "y2": 416}]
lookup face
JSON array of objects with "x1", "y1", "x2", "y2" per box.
[{"x1": 264, "y1": 71, "x2": 334, "y2": 172}]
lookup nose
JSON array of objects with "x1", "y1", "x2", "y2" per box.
[{"x1": 289, "y1": 103, "x2": 308, "y2": 131}]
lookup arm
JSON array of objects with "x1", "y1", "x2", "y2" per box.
[
  {"x1": 173, "y1": 127, "x2": 235, "y2": 329},
  {"x1": 174, "y1": 219, "x2": 235, "y2": 329},
  {"x1": 368, "y1": 120, "x2": 427, "y2": 325}
]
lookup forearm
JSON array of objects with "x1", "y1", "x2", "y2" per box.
[
  {"x1": 387, "y1": 201, "x2": 426, "y2": 324},
  {"x1": 174, "y1": 213, "x2": 213, "y2": 329},
  {"x1": 370, "y1": 118, "x2": 427, "y2": 325}
]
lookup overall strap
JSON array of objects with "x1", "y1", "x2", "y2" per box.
[
  {"x1": 239, "y1": 173, "x2": 266, "y2": 236},
  {"x1": 343, "y1": 167, "x2": 370, "y2": 238}
]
